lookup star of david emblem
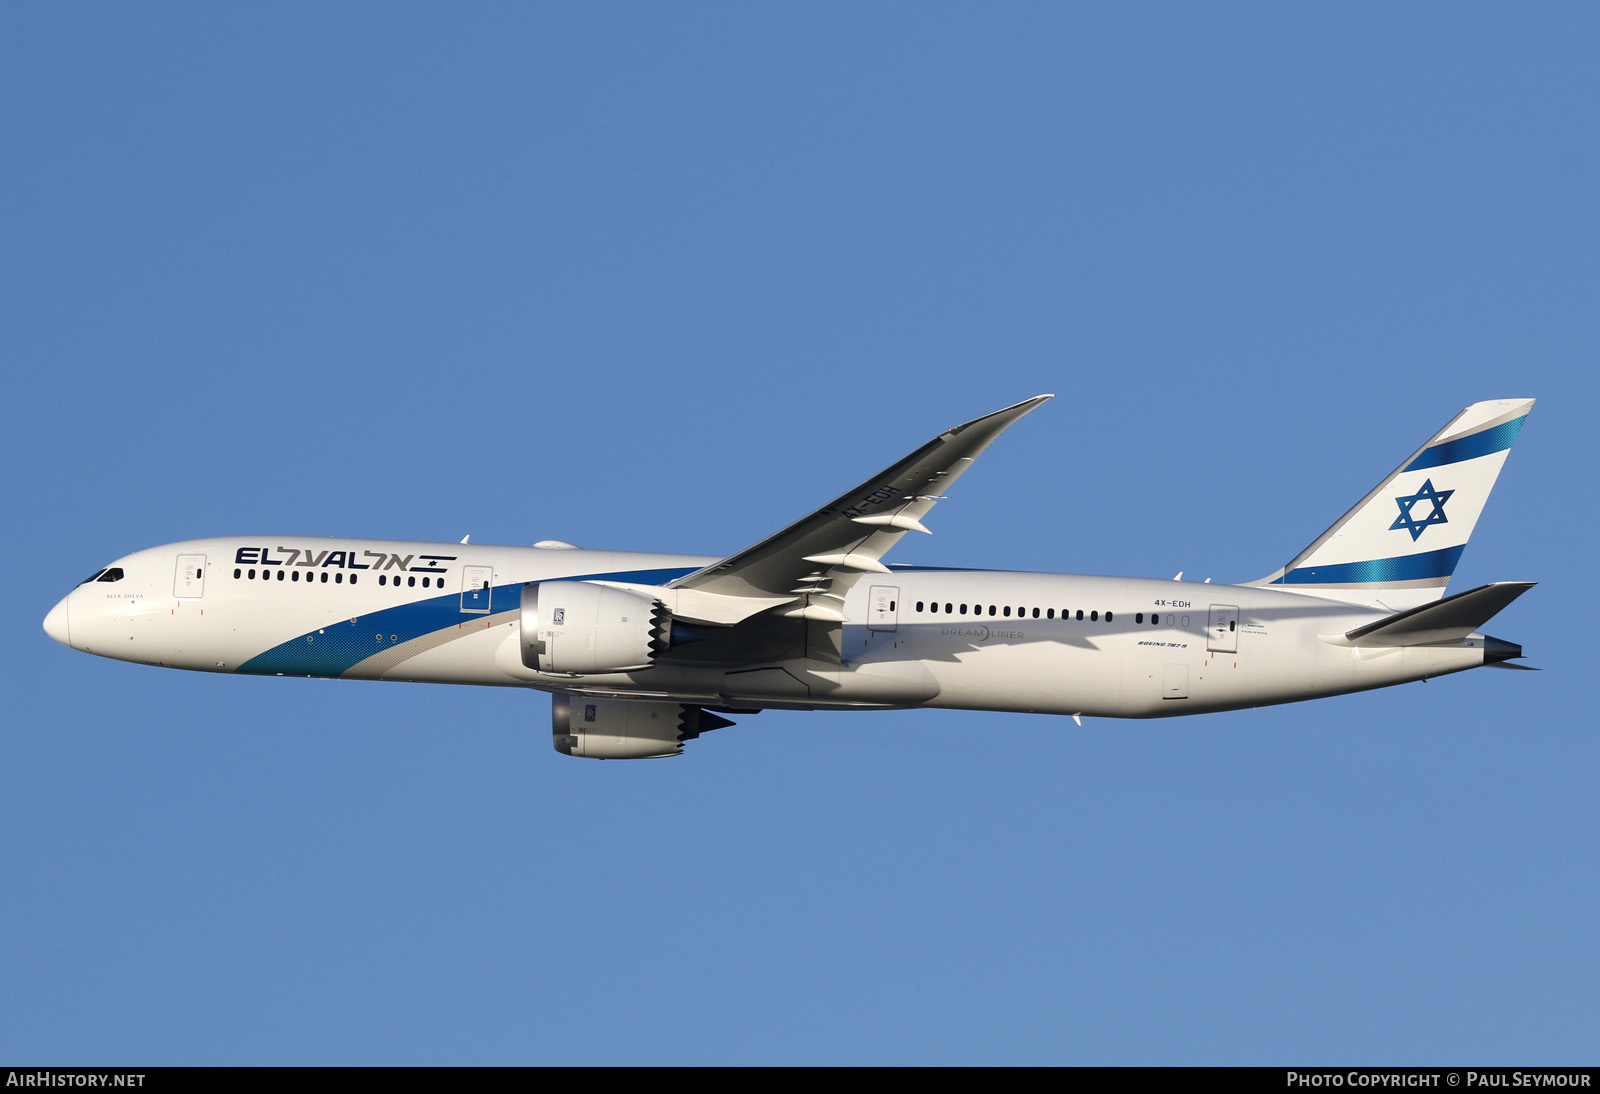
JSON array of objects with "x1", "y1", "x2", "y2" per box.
[{"x1": 1390, "y1": 478, "x2": 1454, "y2": 541}]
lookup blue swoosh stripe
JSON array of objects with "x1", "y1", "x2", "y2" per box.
[
  {"x1": 1405, "y1": 415, "x2": 1526, "y2": 471},
  {"x1": 237, "y1": 566, "x2": 697, "y2": 677},
  {"x1": 1272, "y1": 545, "x2": 1464, "y2": 585}
]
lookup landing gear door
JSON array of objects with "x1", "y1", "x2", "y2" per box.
[
  {"x1": 461, "y1": 565, "x2": 494, "y2": 614},
  {"x1": 867, "y1": 585, "x2": 899, "y2": 632},
  {"x1": 174, "y1": 554, "x2": 207, "y2": 599},
  {"x1": 1207, "y1": 604, "x2": 1239, "y2": 653}
]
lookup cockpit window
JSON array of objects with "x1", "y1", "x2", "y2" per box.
[
  {"x1": 79, "y1": 569, "x2": 107, "y2": 585},
  {"x1": 96, "y1": 568, "x2": 125, "y2": 583}
]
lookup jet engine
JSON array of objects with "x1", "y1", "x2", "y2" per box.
[
  {"x1": 552, "y1": 695, "x2": 734, "y2": 759},
  {"x1": 520, "y1": 580, "x2": 671, "y2": 674}
]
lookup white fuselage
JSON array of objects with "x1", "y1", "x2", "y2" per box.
[{"x1": 46, "y1": 537, "x2": 1493, "y2": 719}]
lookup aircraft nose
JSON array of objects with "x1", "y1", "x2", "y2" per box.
[{"x1": 43, "y1": 595, "x2": 71, "y2": 647}]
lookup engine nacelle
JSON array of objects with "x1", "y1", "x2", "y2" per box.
[
  {"x1": 552, "y1": 696, "x2": 734, "y2": 759},
  {"x1": 520, "y1": 581, "x2": 669, "y2": 675}
]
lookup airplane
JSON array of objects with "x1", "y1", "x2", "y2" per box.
[{"x1": 43, "y1": 396, "x2": 1535, "y2": 759}]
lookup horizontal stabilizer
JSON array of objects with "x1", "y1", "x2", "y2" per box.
[{"x1": 1345, "y1": 581, "x2": 1535, "y2": 647}]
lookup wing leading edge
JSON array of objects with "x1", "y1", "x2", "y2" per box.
[{"x1": 667, "y1": 395, "x2": 1053, "y2": 618}]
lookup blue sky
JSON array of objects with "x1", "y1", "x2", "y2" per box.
[{"x1": 3, "y1": 4, "x2": 1594, "y2": 1064}]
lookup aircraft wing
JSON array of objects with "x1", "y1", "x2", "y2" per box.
[{"x1": 667, "y1": 395, "x2": 1052, "y2": 618}]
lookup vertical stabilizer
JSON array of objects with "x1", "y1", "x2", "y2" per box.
[{"x1": 1248, "y1": 399, "x2": 1533, "y2": 609}]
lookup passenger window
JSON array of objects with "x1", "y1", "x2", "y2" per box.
[
  {"x1": 1076, "y1": 610, "x2": 1083, "y2": 621},
  {"x1": 248, "y1": 569, "x2": 256, "y2": 579},
  {"x1": 1047, "y1": 609, "x2": 1055, "y2": 619},
  {"x1": 1091, "y1": 610, "x2": 1099, "y2": 621},
  {"x1": 351, "y1": 574, "x2": 358, "y2": 585},
  {"x1": 959, "y1": 604, "x2": 966, "y2": 614},
  {"x1": 1136, "y1": 613, "x2": 1144, "y2": 623},
  {"x1": 988, "y1": 605, "x2": 996, "y2": 616},
  {"x1": 276, "y1": 570, "x2": 285, "y2": 581},
  {"x1": 1003, "y1": 606, "x2": 1011, "y2": 617},
  {"x1": 232, "y1": 568, "x2": 241, "y2": 579},
  {"x1": 336, "y1": 572, "x2": 344, "y2": 583},
  {"x1": 1106, "y1": 611, "x2": 1113, "y2": 622},
  {"x1": 408, "y1": 576, "x2": 416, "y2": 587},
  {"x1": 1032, "y1": 607, "x2": 1039, "y2": 619},
  {"x1": 320, "y1": 572, "x2": 328, "y2": 583},
  {"x1": 292, "y1": 570, "x2": 300, "y2": 582}
]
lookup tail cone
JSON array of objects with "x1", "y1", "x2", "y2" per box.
[{"x1": 1483, "y1": 636, "x2": 1523, "y2": 664}]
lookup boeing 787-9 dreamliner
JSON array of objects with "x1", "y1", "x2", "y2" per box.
[{"x1": 44, "y1": 396, "x2": 1534, "y2": 758}]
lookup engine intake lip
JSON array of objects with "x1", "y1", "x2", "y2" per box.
[{"x1": 519, "y1": 582, "x2": 546, "y2": 666}]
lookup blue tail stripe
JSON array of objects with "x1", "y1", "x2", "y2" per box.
[
  {"x1": 236, "y1": 566, "x2": 697, "y2": 677},
  {"x1": 1273, "y1": 545, "x2": 1465, "y2": 585},
  {"x1": 1404, "y1": 415, "x2": 1526, "y2": 471}
]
